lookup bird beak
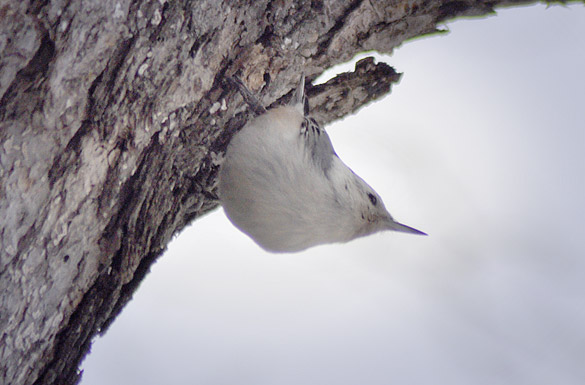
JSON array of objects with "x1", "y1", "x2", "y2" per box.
[{"x1": 384, "y1": 218, "x2": 427, "y2": 236}]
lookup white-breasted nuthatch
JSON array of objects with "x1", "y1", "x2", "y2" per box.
[{"x1": 219, "y1": 74, "x2": 425, "y2": 253}]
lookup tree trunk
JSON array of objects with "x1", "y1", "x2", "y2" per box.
[{"x1": 0, "y1": 0, "x2": 570, "y2": 384}]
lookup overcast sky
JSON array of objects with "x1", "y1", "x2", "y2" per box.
[{"x1": 81, "y1": 4, "x2": 585, "y2": 385}]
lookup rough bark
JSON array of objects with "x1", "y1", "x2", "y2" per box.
[{"x1": 0, "y1": 0, "x2": 575, "y2": 384}]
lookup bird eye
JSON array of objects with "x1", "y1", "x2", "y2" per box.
[{"x1": 367, "y1": 193, "x2": 377, "y2": 206}]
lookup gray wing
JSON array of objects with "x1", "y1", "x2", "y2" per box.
[{"x1": 301, "y1": 117, "x2": 337, "y2": 176}]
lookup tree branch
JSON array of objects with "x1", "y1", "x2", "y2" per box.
[{"x1": 0, "y1": 1, "x2": 579, "y2": 384}]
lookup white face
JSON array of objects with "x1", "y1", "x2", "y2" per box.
[{"x1": 344, "y1": 171, "x2": 393, "y2": 238}]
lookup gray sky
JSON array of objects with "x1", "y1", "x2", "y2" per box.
[{"x1": 81, "y1": 4, "x2": 585, "y2": 385}]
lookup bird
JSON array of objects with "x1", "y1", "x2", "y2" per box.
[{"x1": 219, "y1": 74, "x2": 425, "y2": 253}]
